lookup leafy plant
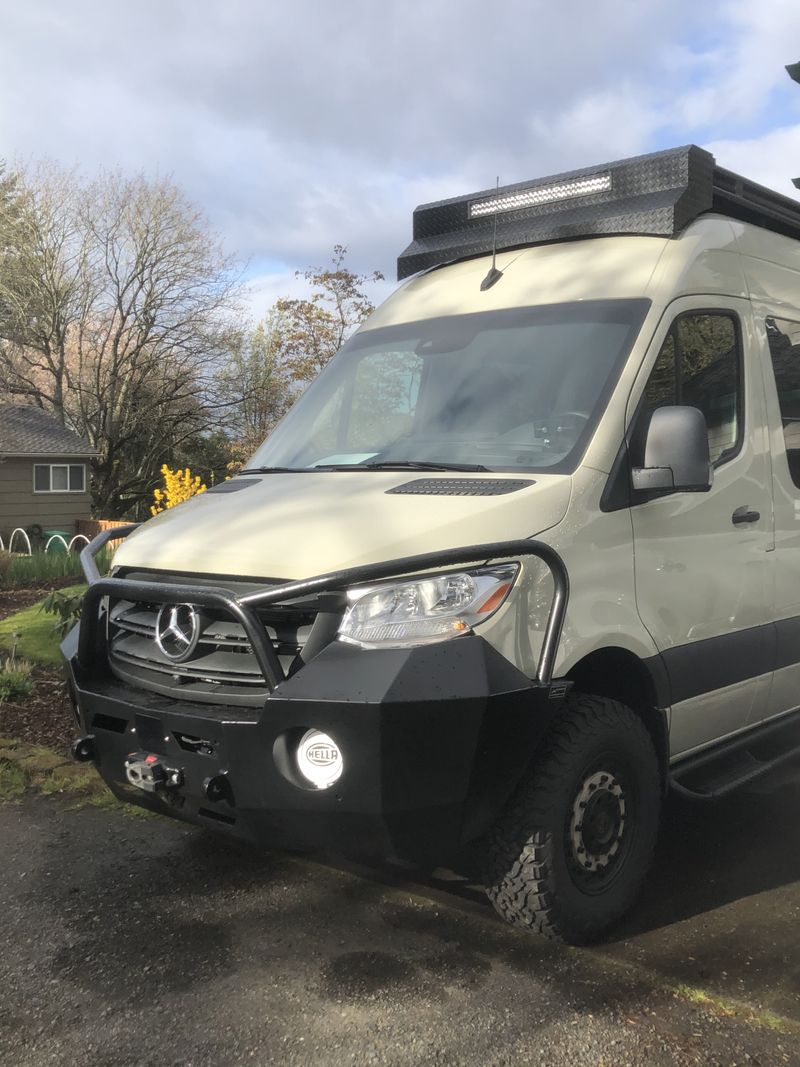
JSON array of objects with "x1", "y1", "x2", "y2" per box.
[
  {"x1": 0, "y1": 550, "x2": 12, "y2": 585},
  {"x1": 40, "y1": 589, "x2": 85, "y2": 638},
  {"x1": 0, "y1": 546, "x2": 112, "y2": 589},
  {"x1": 0, "y1": 656, "x2": 34, "y2": 702}
]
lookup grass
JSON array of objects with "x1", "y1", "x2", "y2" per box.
[
  {"x1": 0, "y1": 759, "x2": 28, "y2": 800},
  {"x1": 666, "y1": 981, "x2": 796, "y2": 1035},
  {"x1": 0, "y1": 657, "x2": 34, "y2": 701},
  {"x1": 0, "y1": 546, "x2": 113, "y2": 589},
  {"x1": 0, "y1": 737, "x2": 155, "y2": 816},
  {"x1": 0, "y1": 584, "x2": 86, "y2": 664}
]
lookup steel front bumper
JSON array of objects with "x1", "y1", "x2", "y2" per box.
[
  {"x1": 65, "y1": 631, "x2": 569, "y2": 861},
  {"x1": 64, "y1": 530, "x2": 570, "y2": 862}
]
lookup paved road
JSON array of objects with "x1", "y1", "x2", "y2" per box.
[{"x1": 0, "y1": 771, "x2": 798, "y2": 1067}]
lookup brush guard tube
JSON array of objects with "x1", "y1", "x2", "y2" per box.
[
  {"x1": 77, "y1": 525, "x2": 569, "y2": 689},
  {"x1": 67, "y1": 525, "x2": 573, "y2": 859}
]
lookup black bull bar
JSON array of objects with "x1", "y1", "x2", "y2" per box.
[{"x1": 78, "y1": 525, "x2": 570, "y2": 689}]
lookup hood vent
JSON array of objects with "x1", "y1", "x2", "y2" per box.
[
  {"x1": 205, "y1": 478, "x2": 261, "y2": 495},
  {"x1": 386, "y1": 478, "x2": 534, "y2": 496}
]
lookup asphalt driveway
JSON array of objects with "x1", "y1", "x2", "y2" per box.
[{"x1": 0, "y1": 767, "x2": 798, "y2": 1066}]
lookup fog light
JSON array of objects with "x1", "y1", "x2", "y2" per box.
[{"x1": 296, "y1": 729, "x2": 343, "y2": 790}]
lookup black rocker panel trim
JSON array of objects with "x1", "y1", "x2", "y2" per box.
[
  {"x1": 661, "y1": 624, "x2": 774, "y2": 706},
  {"x1": 650, "y1": 616, "x2": 800, "y2": 707},
  {"x1": 773, "y1": 615, "x2": 800, "y2": 673}
]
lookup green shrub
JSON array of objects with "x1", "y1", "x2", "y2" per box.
[
  {"x1": 0, "y1": 657, "x2": 34, "y2": 702},
  {"x1": 41, "y1": 588, "x2": 85, "y2": 638},
  {"x1": 0, "y1": 551, "x2": 12, "y2": 585}
]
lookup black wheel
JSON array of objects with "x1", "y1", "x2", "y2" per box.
[{"x1": 483, "y1": 693, "x2": 661, "y2": 944}]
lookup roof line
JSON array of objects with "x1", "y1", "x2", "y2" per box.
[{"x1": 0, "y1": 451, "x2": 97, "y2": 458}]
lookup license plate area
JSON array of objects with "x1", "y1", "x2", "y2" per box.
[{"x1": 134, "y1": 713, "x2": 166, "y2": 753}]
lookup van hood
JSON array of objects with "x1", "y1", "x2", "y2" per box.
[{"x1": 112, "y1": 471, "x2": 571, "y2": 581}]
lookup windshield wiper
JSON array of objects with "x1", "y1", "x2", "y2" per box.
[
  {"x1": 241, "y1": 461, "x2": 492, "y2": 473},
  {"x1": 356, "y1": 460, "x2": 490, "y2": 472},
  {"x1": 239, "y1": 466, "x2": 308, "y2": 474},
  {"x1": 365, "y1": 460, "x2": 490, "y2": 472}
]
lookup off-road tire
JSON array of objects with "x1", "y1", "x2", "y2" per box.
[{"x1": 483, "y1": 693, "x2": 661, "y2": 945}]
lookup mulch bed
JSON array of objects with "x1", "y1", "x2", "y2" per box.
[
  {"x1": 0, "y1": 664, "x2": 74, "y2": 753},
  {"x1": 0, "y1": 576, "x2": 79, "y2": 621},
  {"x1": 0, "y1": 579, "x2": 80, "y2": 754}
]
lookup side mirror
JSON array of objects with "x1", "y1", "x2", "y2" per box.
[{"x1": 631, "y1": 406, "x2": 713, "y2": 493}]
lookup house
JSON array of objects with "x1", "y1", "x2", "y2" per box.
[{"x1": 0, "y1": 404, "x2": 98, "y2": 539}]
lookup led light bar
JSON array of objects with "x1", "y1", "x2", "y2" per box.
[
  {"x1": 396, "y1": 144, "x2": 800, "y2": 280},
  {"x1": 469, "y1": 173, "x2": 612, "y2": 218}
]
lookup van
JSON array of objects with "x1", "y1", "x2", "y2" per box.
[{"x1": 65, "y1": 145, "x2": 800, "y2": 944}]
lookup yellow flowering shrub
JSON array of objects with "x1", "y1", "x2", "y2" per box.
[{"x1": 151, "y1": 465, "x2": 207, "y2": 516}]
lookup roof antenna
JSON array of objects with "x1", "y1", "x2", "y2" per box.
[{"x1": 480, "y1": 176, "x2": 504, "y2": 291}]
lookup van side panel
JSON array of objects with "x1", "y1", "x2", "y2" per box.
[
  {"x1": 748, "y1": 302, "x2": 800, "y2": 725},
  {"x1": 625, "y1": 295, "x2": 773, "y2": 757},
  {"x1": 481, "y1": 467, "x2": 662, "y2": 685}
]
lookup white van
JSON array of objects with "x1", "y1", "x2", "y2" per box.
[{"x1": 66, "y1": 145, "x2": 800, "y2": 944}]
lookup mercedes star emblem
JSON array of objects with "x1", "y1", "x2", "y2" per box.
[{"x1": 154, "y1": 603, "x2": 202, "y2": 662}]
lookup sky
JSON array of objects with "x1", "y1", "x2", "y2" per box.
[{"x1": 2, "y1": 0, "x2": 800, "y2": 317}]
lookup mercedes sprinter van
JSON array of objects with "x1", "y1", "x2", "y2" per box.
[{"x1": 65, "y1": 145, "x2": 800, "y2": 943}]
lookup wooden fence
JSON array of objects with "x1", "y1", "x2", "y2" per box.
[{"x1": 75, "y1": 518, "x2": 131, "y2": 550}]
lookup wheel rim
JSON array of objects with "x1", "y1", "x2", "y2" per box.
[{"x1": 567, "y1": 768, "x2": 628, "y2": 889}]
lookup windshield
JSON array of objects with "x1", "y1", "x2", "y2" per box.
[{"x1": 246, "y1": 300, "x2": 650, "y2": 474}]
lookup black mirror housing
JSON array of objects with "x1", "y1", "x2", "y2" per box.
[{"x1": 631, "y1": 406, "x2": 713, "y2": 493}]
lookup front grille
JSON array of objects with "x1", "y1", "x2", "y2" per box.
[{"x1": 106, "y1": 571, "x2": 344, "y2": 706}]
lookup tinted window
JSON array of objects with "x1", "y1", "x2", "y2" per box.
[
  {"x1": 641, "y1": 312, "x2": 741, "y2": 465},
  {"x1": 766, "y1": 317, "x2": 800, "y2": 489}
]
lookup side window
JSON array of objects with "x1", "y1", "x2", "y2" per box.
[
  {"x1": 765, "y1": 317, "x2": 800, "y2": 489},
  {"x1": 641, "y1": 311, "x2": 741, "y2": 466}
]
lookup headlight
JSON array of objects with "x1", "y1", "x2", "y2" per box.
[{"x1": 338, "y1": 564, "x2": 519, "y2": 649}]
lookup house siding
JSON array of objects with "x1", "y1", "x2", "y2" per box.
[{"x1": 0, "y1": 455, "x2": 93, "y2": 536}]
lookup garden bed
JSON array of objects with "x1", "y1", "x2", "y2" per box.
[
  {"x1": 0, "y1": 664, "x2": 73, "y2": 752},
  {"x1": 0, "y1": 577, "x2": 79, "y2": 621},
  {"x1": 0, "y1": 583, "x2": 84, "y2": 753}
]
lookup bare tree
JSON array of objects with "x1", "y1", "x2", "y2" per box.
[
  {"x1": 215, "y1": 309, "x2": 293, "y2": 463},
  {"x1": 0, "y1": 162, "x2": 25, "y2": 340},
  {"x1": 0, "y1": 163, "x2": 94, "y2": 418},
  {"x1": 0, "y1": 165, "x2": 241, "y2": 516}
]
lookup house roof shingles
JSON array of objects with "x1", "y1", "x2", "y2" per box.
[{"x1": 0, "y1": 404, "x2": 98, "y2": 457}]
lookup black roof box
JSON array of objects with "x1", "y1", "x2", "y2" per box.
[{"x1": 397, "y1": 144, "x2": 800, "y2": 280}]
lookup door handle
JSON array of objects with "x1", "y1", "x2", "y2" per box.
[{"x1": 731, "y1": 505, "x2": 760, "y2": 525}]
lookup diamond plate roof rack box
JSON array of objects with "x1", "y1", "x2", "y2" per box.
[
  {"x1": 397, "y1": 144, "x2": 800, "y2": 278},
  {"x1": 64, "y1": 143, "x2": 800, "y2": 946}
]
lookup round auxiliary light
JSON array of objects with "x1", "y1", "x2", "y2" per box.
[{"x1": 296, "y1": 729, "x2": 343, "y2": 790}]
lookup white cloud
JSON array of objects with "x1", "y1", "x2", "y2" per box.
[
  {"x1": 672, "y1": 0, "x2": 800, "y2": 131},
  {"x1": 707, "y1": 125, "x2": 800, "y2": 199},
  {"x1": 1, "y1": 0, "x2": 800, "y2": 288}
]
